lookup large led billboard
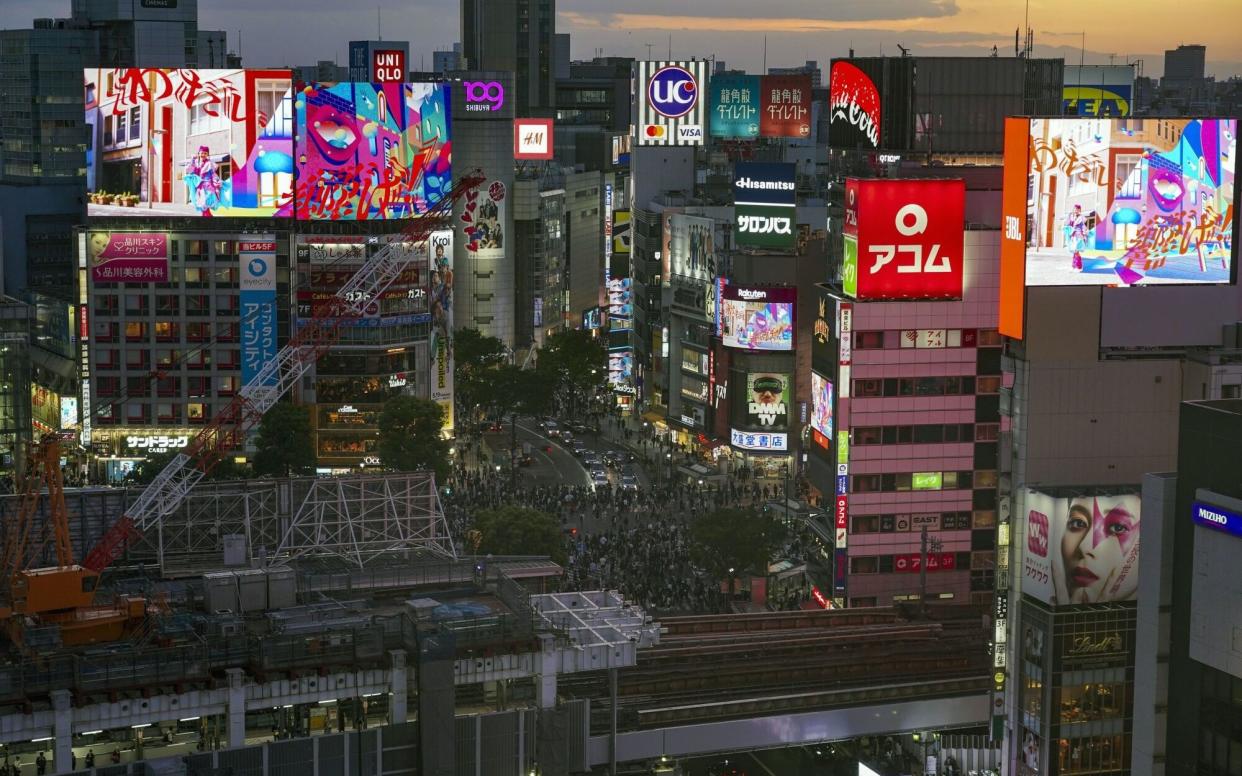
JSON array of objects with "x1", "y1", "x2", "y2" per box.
[
  {"x1": 666, "y1": 214, "x2": 716, "y2": 284},
  {"x1": 708, "y1": 74, "x2": 811, "y2": 139},
  {"x1": 1014, "y1": 117, "x2": 1236, "y2": 287},
  {"x1": 842, "y1": 178, "x2": 966, "y2": 300},
  {"x1": 85, "y1": 68, "x2": 295, "y2": 217},
  {"x1": 635, "y1": 60, "x2": 708, "y2": 146},
  {"x1": 810, "y1": 371, "x2": 834, "y2": 450},
  {"x1": 999, "y1": 118, "x2": 1029, "y2": 338},
  {"x1": 734, "y1": 161, "x2": 797, "y2": 251},
  {"x1": 1023, "y1": 490, "x2": 1141, "y2": 606},
  {"x1": 709, "y1": 74, "x2": 759, "y2": 139},
  {"x1": 730, "y1": 372, "x2": 791, "y2": 452},
  {"x1": 828, "y1": 61, "x2": 881, "y2": 149},
  {"x1": 720, "y1": 285, "x2": 795, "y2": 351},
  {"x1": 294, "y1": 81, "x2": 451, "y2": 220}
]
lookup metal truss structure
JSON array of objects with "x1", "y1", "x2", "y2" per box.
[{"x1": 275, "y1": 473, "x2": 456, "y2": 568}]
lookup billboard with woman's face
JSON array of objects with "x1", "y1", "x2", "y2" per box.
[{"x1": 1023, "y1": 490, "x2": 1141, "y2": 605}]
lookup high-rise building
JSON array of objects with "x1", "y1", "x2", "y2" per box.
[
  {"x1": 347, "y1": 40, "x2": 410, "y2": 82},
  {"x1": 71, "y1": 0, "x2": 209, "y2": 68},
  {"x1": 1163, "y1": 44, "x2": 1206, "y2": 83},
  {"x1": 769, "y1": 60, "x2": 822, "y2": 89},
  {"x1": 460, "y1": 0, "x2": 556, "y2": 115},
  {"x1": 432, "y1": 44, "x2": 463, "y2": 74},
  {"x1": 0, "y1": 21, "x2": 97, "y2": 299}
]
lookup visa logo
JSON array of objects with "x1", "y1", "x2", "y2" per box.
[{"x1": 677, "y1": 124, "x2": 703, "y2": 140}]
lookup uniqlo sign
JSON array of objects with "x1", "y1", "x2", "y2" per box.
[
  {"x1": 372, "y1": 50, "x2": 406, "y2": 82},
  {"x1": 514, "y1": 118, "x2": 554, "y2": 160},
  {"x1": 842, "y1": 178, "x2": 965, "y2": 300}
]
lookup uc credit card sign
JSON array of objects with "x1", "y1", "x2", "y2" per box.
[{"x1": 1193, "y1": 501, "x2": 1242, "y2": 538}]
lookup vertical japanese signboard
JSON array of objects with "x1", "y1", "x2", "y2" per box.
[
  {"x1": 429, "y1": 230, "x2": 455, "y2": 436},
  {"x1": 240, "y1": 239, "x2": 278, "y2": 387}
]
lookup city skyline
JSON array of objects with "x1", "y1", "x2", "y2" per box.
[{"x1": 1, "y1": 0, "x2": 1240, "y2": 78}]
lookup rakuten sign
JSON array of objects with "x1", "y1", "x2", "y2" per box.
[{"x1": 842, "y1": 178, "x2": 966, "y2": 300}]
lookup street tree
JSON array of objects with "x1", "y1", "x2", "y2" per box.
[
  {"x1": 252, "y1": 403, "x2": 315, "y2": 478},
  {"x1": 688, "y1": 507, "x2": 786, "y2": 597},
  {"x1": 486, "y1": 365, "x2": 554, "y2": 477},
  {"x1": 377, "y1": 396, "x2": 451, "y2": 481},
  {"x1": 454, "y1": 328, "x2": 508, "y2": 425},
  {"x1": 124, "y1": 450, "x2": 250, "y2": 486},
  {"x1": 535, "y1": 329, "x2": 606, "y2": 419},
  {"x1": 473, "y1": 506, "x2": 566, "y2": 564}
]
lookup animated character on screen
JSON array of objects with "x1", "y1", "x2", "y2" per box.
[
  {"x1": 185, "y1": 145, "x2": 225, "y2": 216},
  {"x1": 1062, "y1": 204, "x2": 1096, "y2": 271},
  {"x1": 738, "y1": 303, "x2": 793, "y2": 349},
  {"x1": 1054, "y1": 495, "x2": 1140, "y2": 604}
]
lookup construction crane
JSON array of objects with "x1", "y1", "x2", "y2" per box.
[
  {"x1": 82, "y1": 171, "x2": 484, "y2": 575},
  {"x1": 0, "y1": 433, "x2": 144, "y2": 647},
  {"x1": 2, "y1": 172, "x2": 484, "y2": 642}
]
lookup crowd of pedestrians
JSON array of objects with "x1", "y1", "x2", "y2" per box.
[{"x1": 442, "y1": 413, "x2": 827, "y2": 615}]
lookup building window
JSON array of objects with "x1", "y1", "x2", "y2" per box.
[
  {"x1": 157, "y1": 377, "x2": 180, "y2": 397},
  {"x1": 126, "y1": 376, "x2": 149, "y2": 398},
  {"x1": 124, "y1": 294, "x2": 148, "y2": 315},
  {"x1": 126, "y1": 403, "x2": 148, "y2": 425},
  {"x1": 93, "y1": 321, "x2": 118, "y2": 342},
  {"x1": 154, "y1": 322, "x2": 180, "y2": 342},
  {"x1": 156, "y1": 295, "x2": 180, "y2": 315},
  {"x1": 850, "y1": 556, "x2": 878, "y2": 574},
  {"x1": 852, "y1": 515, "x2": 879, "y2": 533},
  {"x1": 124, "y1": 322, "x2": 148, "y2": 342},
  {"x1": 97, "y1": 376, "x2": 121, "y2": 397},
  {"x1": 95, "y1": 295, "x2": 119, "y2": 316},
  {"x1": 977, "y1": 376, "x2": 1001, "y2": 394},
  {"x1": 188, "y1": 403, "x2": 208, "y2": 424},
  {"x1": 855, "y1": 331, "x2": 885, "y2": 349},
  {"x1": 156, "y1": 403, "x2": 181, "y2": 423}
]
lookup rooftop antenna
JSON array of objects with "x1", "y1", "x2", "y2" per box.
[
  {"x1": 668, "y1": 34, "x2": 672, "y2": 60},
  {"x1": 377, "y1": 7, "x2": 382, "y2": 41},
  {"x1": 897, "y1": 44, "x2": 909, "y2": 57},
  {"x1": 644, "y1": 42, "x2": 654, "y2": 59},
  {"x1": 763, "y1": 35, "x2": 767, "y2": 72}
]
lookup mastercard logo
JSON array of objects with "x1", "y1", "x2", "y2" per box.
[{"x1": 643, "y1": 124, "x2": 666, "y2": 138}]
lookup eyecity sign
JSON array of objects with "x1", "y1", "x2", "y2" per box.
[{"x1": 1193, "y1": 500, "x2": 1242, "y2": 538}]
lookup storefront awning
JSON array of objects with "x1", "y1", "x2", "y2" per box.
[{"x1": 640, "y1": 410, "x2": 666, "y2": 426}]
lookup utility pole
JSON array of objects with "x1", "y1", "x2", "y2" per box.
[{"x1": 919, "y1": 526, "x2": 943, "y2": 612}]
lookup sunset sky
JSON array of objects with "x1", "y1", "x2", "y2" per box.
[{"x1": 2, "y1": 0, "x2": 1240, "y2": 78}]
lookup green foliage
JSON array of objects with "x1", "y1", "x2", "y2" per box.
[
  {"x1": 473, "y1": 506, "x2": 566, "y2": 565},
  {"x1": 688, "y1": 507, "x2": 786, "y2": 591},
  {"x1": 487, "y1": 365, "x2": 555, "y2": 422},
  {"x1": 454, "y1": 328, "x2": 508, "y2": 421},
  {"x1": 377, "y1": 396, "x2": 451, "y2": 481},
  {"x1": 535, "y1": 329, "x2": 606, "y2": 414},
  {"x1": 124, "y1": 450, "x2": 251, "y2": 486},
  {"x1": 252, "y1": 403, "x2": 315, "y2": 478}
]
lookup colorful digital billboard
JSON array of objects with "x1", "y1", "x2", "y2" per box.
[
  {"x1": 720, "y1": 286, "x2": 795, "y2": 351},
  {"x1": 828, "y1": 61, "x2": 881, "y2": 149},
  {"x1": 635, "y1": 60, "x2": 708, "y2": 146},
  {"x1": 1013, "y1": 117, "x2": 1236, "y2": 287},
  {"x1": 239, "y1": 239, "x2": 278, "y2": 387},
  {"x1": 842, "y1": 178, "x2": 966, "y2": 300},
  {"x1": 607, "y1": 277, "x2": 632, "y2": 332},
  {"x1": 730, "y1": 372, "x2": 791, "y2": 452},
  {"x1": 294, "y1": 81, "x2": 451, "y2": 220},
  {"x1": 429, "y1": 230, "x2": 454, "y2": 436},
  {"x1": 666, "y1": 214, "x2": 717, "y2": 284},
  {"x1": 87, "y1": 232, "x2": 169, "y2": 283},
  {"x1": 84, "y1": 68, "x2": 295, "y2": 217},
  {"x1": 810, "y1": 371, "x2": 833, "y2": 449},
  {"x1": 999, "y1": 118, "x2": 1030, "y2": 338},
  {"x1": 1023, "y1": 490, "x2": 1142, "y2": 606}
]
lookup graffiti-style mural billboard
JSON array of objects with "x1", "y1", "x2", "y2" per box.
[
  {"x1": 84, "y1": 68, "x2": 295, "y2": 217},
  {"x1": 1017, "y1": 118, "x2": 1236, "y2": 286},
  {"x1": 294, "y1": 81, "x2": 451, "y2": 220}
]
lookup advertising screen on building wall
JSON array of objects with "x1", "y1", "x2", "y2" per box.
[
  {"x1": 1063, "y1": 65, "x2": 1134, "y2": 117},
  {"x1": 1022, "y1": 490, "x2": 1142, "y2": 606},
  {"x1": 810, "y1": 371, "x2": 833, "y2": 450},
  {"x1": 635, "y1": 60, "x2": 708, "y2": 146},
  {"x1": 734, "y1": 162, "x2": 797, "y2": 251},
  {"x1": 720, "y1": 286, "x2": 795, "y2": 351},
  {"x1": 666, "y1": 214, "x2": 717, "y2": 284},
  {"x1": 730, "y1": 372, "x2": 791, "y2": 452},
  {"x1": 828, "y1": 61, "x2": 881, "y2": 149},
  {"x1": 842, "y1": 178, "x2": 966, "y2": 300},
  {"x1": 709, "y1": 74, "x2": 812, "y2": 139},
  {"x1": 1013, "y1": 117, "x2": 1236, "y2": 287},
  {"x1": 294, "y1": 81, "x2": 451, "y2": 220},
  {"x1": 84, "y1": 68, "x2": 295, "y2": 217},
  {"x1": 999, "y1": 117, "x2": 1030, "y2": 339}
]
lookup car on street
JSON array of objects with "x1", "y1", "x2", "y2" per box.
[
  {"x1": 590, "y1": 471, "x2": 610, "y2": 490},
  {"x1": 620, "y1": 474, "x2": 639, "y2": 492},
  {"x1": 541, "y1": 420, "x2": 560, "y2": 437},
  {"x1": 602, "y1": 451, "x2": 622, "y2": 469},
  {"x1": 570, "y1": 440, "x2": 589, "y2": 457},
  {"x1": 582, "y1": 452, "x2": 602, "y2": 467}
]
